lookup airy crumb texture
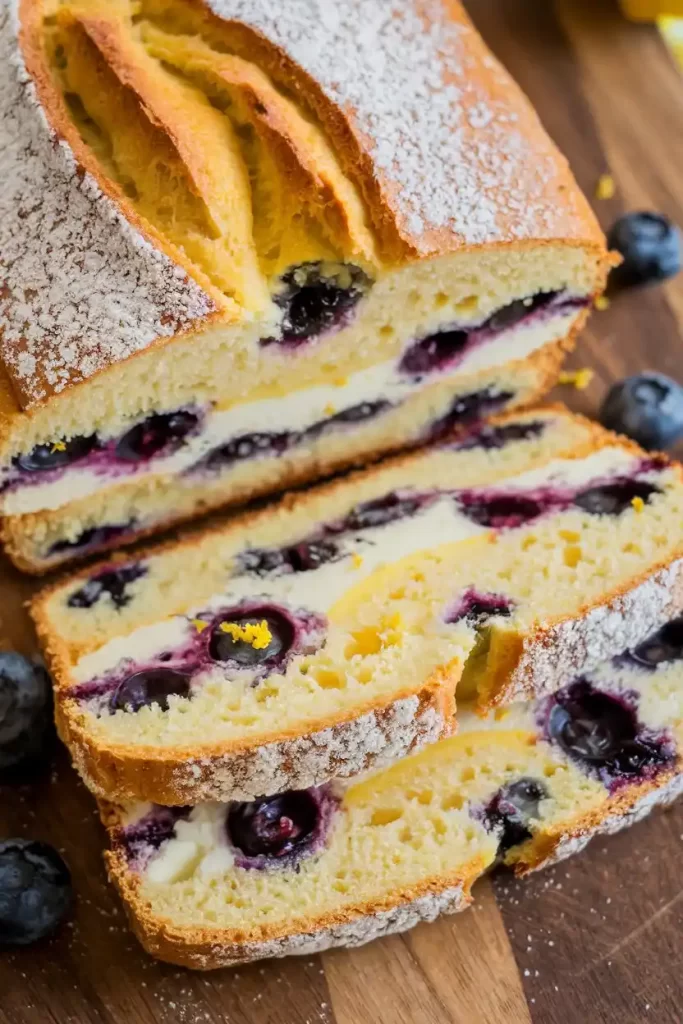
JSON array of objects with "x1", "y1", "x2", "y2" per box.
[
  {"x1": 3, "y1": 333, "x2": 575, "y2": 573},
  {"x1": 30, "y1": 407, "x2": 683, "y2": 805},
  {"x1": 101, "y1": 644, "x2": 683, "y2": 968},
  {"x1": 0, "y1": 1, "x2": 219, "y2": 407},
  {"x1": 0, "y1": 0, "x2": 607, "y2": 423}
]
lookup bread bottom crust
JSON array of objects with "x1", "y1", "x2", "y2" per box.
[{"x1": 102, "y1": 770, "x2": 682, "y2": 970}]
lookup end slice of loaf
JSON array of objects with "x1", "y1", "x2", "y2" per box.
[
  {"x1": 2, "y1": 0, "x2": 609, "y2": 568},
  {"x1": 31, "y1": 406, "x2": 683, "y2": 805},
  {"x1": 101, "y1": 614, "x2": 683, "y2": 969}
]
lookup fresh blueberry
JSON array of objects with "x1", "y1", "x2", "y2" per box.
[
  {"x1": 209, "y1": 608, "x2": 295, "y2": 666},
  {"x1": 110, "y1": 668, "x2": 191, "y2": 713},
  {"x1": 227, "y1": 790, "x2": 319, "y2": 858},
  {"x1": 482, "y1": 292, "x2": 557, "y2": 334},
  {"x1": 0, "y1": 653, "x2": 53, "y2": 774},
  {"x1": 303, "y1": 400, "x2": 392, "y2": 440},
  {"x1": 287, "y1": 539, "x2": 340, "y2": 572},
  {"x1": 547, "y1": 681, "x2": 670, "y2": 778},
  {"x1": 607, "y1": 212, "x2": 681, "y2": 289},
  {"x1": 14, "y1": 434, "x2": 97, "y2": 474},
  {"x1": 430, "y1": 388, "x2": 514, "y2": 439},
  {"x1": 115, "y1": 410, "x2": 199, "y2": 463},
  {"x1": 484, "y1": 778, "x2": 547, "y2": 854},
  {"x1": 629, "y1": 616, "x2": 683, "y2": 668},
  {"x1": 454, "y1": 420, "x2": 546, "y2": 452},
  {"x1": 573, "y1": 479, "x2": 660, "y2": 516},
  {"x1": 67, "y1": 563, "x2": 147, "y2": 610},
  {"x1": 341, "y1": 492, "x2": 430, "y2": 532},
  {"x1": 0, "y1": 840, "x2": 71, "y2": 946},
  {"x1": 263, "y1": 263, "x2": 371, "y2": 347},
  {"x1": 459, "y1": 493, "x2": 544, "y2": 529},
  {"x1": 599, "y1": 373, "x2": 683, "y2": 450},
  {"x1": 399, "y1": 327, "x2": 469, "y2": 377},
  {"x1": 199, "y1": 431, "x2": 291, "y2": 472}
]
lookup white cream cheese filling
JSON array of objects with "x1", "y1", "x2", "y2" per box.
[
  {"x1": 71, "y1": 443, "x2": 642, "y2": 686},
  {"x1": 2, "y1": 309, "x2": 581, "y2": 515}
]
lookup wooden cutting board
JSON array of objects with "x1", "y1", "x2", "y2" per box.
[{"x1": 2, "y1": 1, "x2": 683, "y2": 1021}]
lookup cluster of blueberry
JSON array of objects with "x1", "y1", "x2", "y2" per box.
[{"x1": 600, "y1": 213, "x2": 683, "y2": 450}]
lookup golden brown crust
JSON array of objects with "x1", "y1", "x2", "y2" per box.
[
  {"x1": 511, "y1": 760, "x2": 683, "y2": 874},
  {"x1": 48, "y1": 659, "x2": 459, "y2": 804},
  {"x1": 101, "y1": 821, "x2": 484, "y2": 969},
  {"x1": 0, "y1": 0, "x2": 610, "y2": 412},
  {"x1": 180, "y1": 0, "x2": 608, "y2": 261},
  {"x1": 97, "y1": 764, "x2": 682, "y2": 969},
  {"x1": 29, "y1": 401, "x2": 683, "y2": 804}
]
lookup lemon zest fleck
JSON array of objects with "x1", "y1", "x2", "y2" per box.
[
  {"x1": 333, "y1": 376, "x2": 349, "y2": 387},
  {"x1": 51, "y1": 440, "x2": 67, "y2": 453},
  {"x1": 191, "y1": 619, "x2": 209, "y2": 633},
  {"x1": 559, "y1": 368, "x2": 594, "y2": 391},
  {"x1": 219, "y1": 619, "x2": 273, "y2": 649},
  {"x1": 323, "y1": 403, "x2": 337, "y2": 417},
  {"x1": 631, "y1": 496, "x2": 645, "y2": 514},
  {"x1": 595, "y1": 174, "x2": 615, "y2": 200},
  {"x1": 594, "y1": 295, "x2": 610, "y2": 311},
  {"x1": 351, "y1": 553, "x2": 364, "y2": 569}
]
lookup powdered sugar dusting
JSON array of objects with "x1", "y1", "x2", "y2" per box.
[
  {"x1": 0, "y1": 3, "x2": 215, "y2": 408},
  {"x1": 70, "y1": 694, "x2": 448, "y2": 804},
  {"x1": 503, "y1": 558, "x2": 683, "y2": 705},
  {"x1": 207, "y1": 0, "x2": 583, "y2": 250}
]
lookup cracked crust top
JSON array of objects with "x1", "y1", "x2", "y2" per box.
[{"x1": 0, "y1": 0, "x2": 606, "y2": 409}]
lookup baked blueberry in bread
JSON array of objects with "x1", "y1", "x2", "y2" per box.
[
  {"x1": 31, "y1": 407, "x2": 683, "y2": 805},
  {"x1": 101, "y1": 615, "x2": 683, "y2": 968},
  {"x1": 0, "y1": 0, "x2": 610, "y2": 571}
]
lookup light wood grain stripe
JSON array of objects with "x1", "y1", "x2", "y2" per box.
[{"x1": 323, "y1": 879, "x2": 530, "y2": 1024}]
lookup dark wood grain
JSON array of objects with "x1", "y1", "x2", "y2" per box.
[{"x1": 3, "y1": 0, "x2": 683, "y2": 1021}]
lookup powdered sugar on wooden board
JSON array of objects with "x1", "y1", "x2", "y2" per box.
[
  {"x1": 207, "y1": 0, "x2": 584, "y2": 249},
  {"x1": 0, "y1": 2, "x2": 215, "y2": 409}
]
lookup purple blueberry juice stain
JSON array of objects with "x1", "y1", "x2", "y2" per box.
[
  {"x1": 452, "y1": 419, "x2": 546, "y2": 452},
  {"x1": 72, "y1": 602, "x2": 327, "y2": 713},
  {"x1": 261, "y1": 263, "x2": 372, "y2": 348},
  {"x1": 302, "y1": 400, "x2": 393, "y2": 442},
  {"x1": 226, "y1": 785, "x2": 339, "y2": 870},
  {"x1": 399, "y1": 291, "x2": 588, "y2": 379},
  {"x1": 446, "y1": 588, "x2": 514, "y2": 625},
  {"x1": 6, "y1": 407, "x2": 204, "y2": 496},
  {"x1": 48, "y1": 521, "x2": 139, "y2": 558},
  {"x1": 238, "y1": 490, "x2": 438, "y2": 579},
  {"x1": 627, "y1": 615, "x2": 683, "y2": 669},
  {"x1": 457, "y1": 465, "x2": 663, "y2": 531},
  {"x1": 188, "y1": 401, "x2": 392, "y2": 478},
  {"x1": 542, "y1": 679, "x2": 674, "y2": 791},
  {"x1": 67, "y1": 562, "x2": 148, "y2": 610}
]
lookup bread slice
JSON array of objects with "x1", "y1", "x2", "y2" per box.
[
  {"x1": 1, "y1": 0, "x2": 609, "y2": 565},
  {"x1": 3, "y1": 336, "x2": 571, "y2": 574},
  {"x1": 31, "y1": 407, "x2": 683, "y2": 805},
  {"x1": 101, "y1": 615, "x2": 683, "y2": 969}
]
